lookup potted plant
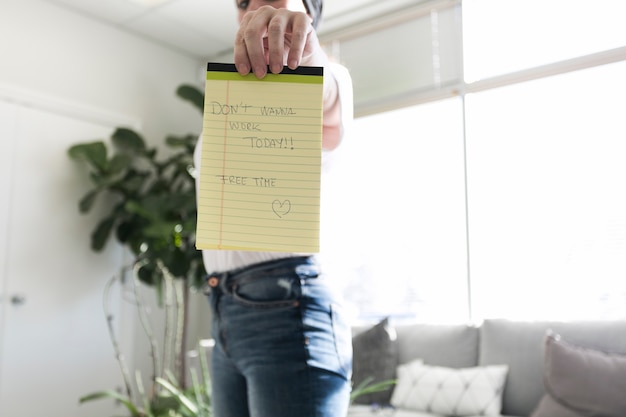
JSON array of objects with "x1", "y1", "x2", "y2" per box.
[{"x1": 68, "y1": 84, "x2": 211, "y2": 416}]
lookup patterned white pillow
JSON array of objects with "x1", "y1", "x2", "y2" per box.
[{"x1": 390, "y1": 360, "x2": 509, "y2": 416}]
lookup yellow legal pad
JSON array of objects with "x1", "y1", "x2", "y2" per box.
[{"x1": 196, "y1": 63, "x2": 324, "y2": 252}]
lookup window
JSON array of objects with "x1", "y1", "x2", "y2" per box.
[
  {"x1": 321, "y1": 0, "x2": 626, "y2": 323},
  {"x1": 321, "y1": 99, "x2": 468, "y2": 324},
  {"x1": 463, "y1": 0, "x2": 626, "y2": 83},
  {"x1": 466, "y1": 61, "x2": 626, "y2": 320}
]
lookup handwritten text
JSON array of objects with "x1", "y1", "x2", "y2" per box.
[
  {"x1": 216, "y1": 175, "x2": 277, "y2": 188},
  {"x1": 244, "y1": 136, "x2": 294, "y2": 150}
]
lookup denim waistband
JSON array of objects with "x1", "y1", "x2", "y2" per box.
[{"x1": 205, "y1": 256, "x2": 316, "y2": 295}]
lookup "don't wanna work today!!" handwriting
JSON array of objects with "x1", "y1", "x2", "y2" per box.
[
  {"x1": 208, "y1": 101, "x2": 297, "y2": 117},
  {"x1": 209, "y1": 101, "x2": 298, "y2": 152}
]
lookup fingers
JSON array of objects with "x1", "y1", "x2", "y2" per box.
[
  {"x1": 234, "y1": 9, "x2": 266, "y2": 77},
  {"x1": 234, "y1": 6, "x2": 313, "y2": 78},
  {"x1": 266, "y1": 12, "x2": 288, "y2": 74},
  {"x1": 286, "y1": 15, "x2": 311, "y2": 70}
]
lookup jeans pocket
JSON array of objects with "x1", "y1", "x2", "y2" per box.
[{"x1": 231, "y1": 275, "x2": 302, "y2": 308}]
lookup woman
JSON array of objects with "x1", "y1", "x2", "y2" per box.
[{"x1": 195, "y1": 1, "x2": 354, "y2": 416}]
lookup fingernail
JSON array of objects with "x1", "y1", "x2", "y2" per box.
[
  {"x1": 236, "y1": 63, "x2": 250, "y2": 75},
  {"x1": 288, "y1": 59, "x2": 298, "y2": 70},
  {"x1": 254, "y1": 66, "x2": 266, "y2": 78}
]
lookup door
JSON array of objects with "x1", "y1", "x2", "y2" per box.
[{"x1": 0, "y1": 99, "x2": 131, "y2": 417}]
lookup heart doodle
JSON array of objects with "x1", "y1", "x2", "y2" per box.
[{"x1": 272, "y1": 199, "x2": 291, "y2": 218}]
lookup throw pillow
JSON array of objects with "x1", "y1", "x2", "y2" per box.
[
  {"x1": 390, "y1": 360, "x2": 508, "y2": 416},
  {"x1": 351, "y1": 318, "x2": 398, "y2": 405},
  {"x1": 531, "y1": 394, "x2": 584, "y2": 417},
  {"x1": 530, "y1": 331, "x2": 626, "y2": 417}
]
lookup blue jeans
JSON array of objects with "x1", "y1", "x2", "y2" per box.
[{"x1": 206, "y1": 257, "x2": 352, "y2": 417}]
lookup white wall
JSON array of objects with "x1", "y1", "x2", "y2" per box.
[
  {"x1": 0, "y1": 0, "x2": 204, "y2": 140},
  {"x1": 0, "y1": 0, "x2": 209, "y2": 414}
]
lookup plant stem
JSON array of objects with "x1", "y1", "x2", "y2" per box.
[
  {"x1": 103, "y1": 267, "x2": 134, "y2": 400},
  {"x1": 135, "y1": 369, "x2": 152, "y2": 417},
  {"x1": 158, "y1": 260, "x2": 175, "y2": 383},
  {"x1": 155, "y1": 260, "x2": 189, "y2": 387},
  {"x1": 175, "y1": 277, "x2": 188, "y2": 387},
  {"x1": 132, "y1": 260, "x2": 161, "y2": 398},
  {"x1": 179, "y1": 279, "x2": 190, "y2": 387}
]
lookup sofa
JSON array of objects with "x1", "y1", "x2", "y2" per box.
[{"x1": 349, "y1": 318, "x2": 626, "y2": 417}]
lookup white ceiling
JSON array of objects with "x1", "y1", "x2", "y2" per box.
[{"x1": 40, "y1": 0, "x2": 421, "y2": 59}]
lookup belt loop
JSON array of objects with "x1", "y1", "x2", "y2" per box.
[{"x1": 219, "y1": 271, "x2": 230, "y2": 294}]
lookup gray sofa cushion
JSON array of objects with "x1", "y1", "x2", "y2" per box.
[
  {"x1": 395, "y1": 323, "x2": 479, "y2": 368},
  {"x1": 479, "y1": 319, "x2": 626, "y2": 417},
  {"x1": 351, "y1": 318, "x2": 399, "y2": 405}
]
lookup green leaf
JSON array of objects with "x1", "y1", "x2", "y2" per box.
[
  {"x1": 191, "y1": 262, "x2": 207, "y2": 289},
  {"x1": 112, "y1": 128, "x2": 146, "y2": 153},
  {"x1": 143, "y1": 222, "x2": 177, "y2": 239},
  {"x1": 91, "y1": 216, "x2": 116, "y2": 251},
  {"x1": 176, "y1": 84, "x2": 204, "y2": 113},
  {"x1": 156, "y1": 377, "x2": 199, "y2": 414},
  {"x1": 146, "y1": 148, "x2": 158, "y2": 159},
  {"x1": 115, "y1": 220, "x2": 136, "y2": 244},
  {"x1": 139, "y1": 194, "x2": 169, "y2": 216},
  {"x1": 151, "y1": 395, "x2": 180, "y2": 415},
  {"x1": 78, "y1": 189, "x2": 100, "y2": 213},
  {"x1": 79, "y1": 390, "x2": 141, "y2": 417},
  {"x1": 137, "y1": 261, "x2": 161, "y2": 288},
  {"x1": 88, "y1": 171, "x2": 104, "y2": 187},
  {"x1": 163, "y1": 369, "x2": 180, "y2": 387},
  {"x1": 350, "y1": 378, "x2": 396, "y2": 403},
  {"x1": 166, "y1": 249, "x2": 189, "y2": 278},
  {"x1": 166, "y1": 134, "x2": 198, "y2": 150},
  {"x1": 109, "y1": 153, "x2": 132, "y2": 174},
  {"x1": 68, "y1": 142, "x2": 108, "y2": 172},
  {"x1": 113, "y1": 169, "x2": 149, "y2": 195},
  {"x1": 125, "y1": 200, "x2": 156, "y2": 221}
]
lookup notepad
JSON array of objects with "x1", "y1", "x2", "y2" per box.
[{"x1": 196, "y1": 63, "x2": 324, "y2": 253}]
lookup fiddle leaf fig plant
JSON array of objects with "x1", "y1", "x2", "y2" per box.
[
  {"x1": 69, "y1": 84, "x2": 211, "y2": 416},
  {"x1": 68, "y1": 86, "x2": 205, "y2": 289}
]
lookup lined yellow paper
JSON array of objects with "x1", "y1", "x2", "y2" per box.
[{"x1": 196, "y1": 63, "x2": 324, "y2": 252}]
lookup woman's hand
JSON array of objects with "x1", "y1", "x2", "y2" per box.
[
  {"x1": 234, "y1": 5, "x2": 323, "y2": 78},
  {"x1": 233, "y1": 3, "x2": 342, "y2": 151}
]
